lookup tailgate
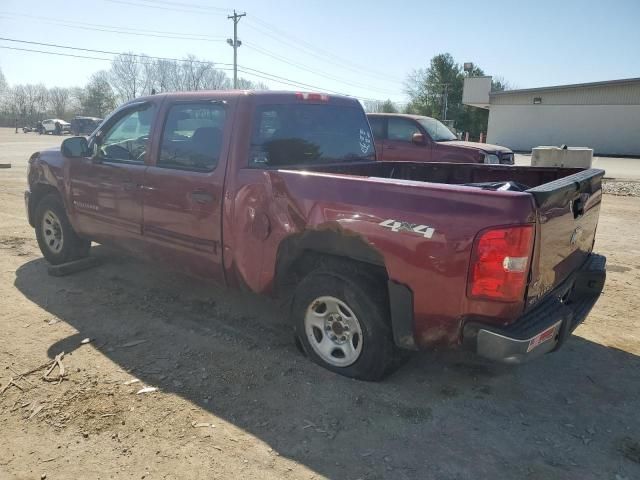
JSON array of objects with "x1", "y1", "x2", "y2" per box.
[{"x1": 525, "y1": 168, "x2": 605, "y2": 308}]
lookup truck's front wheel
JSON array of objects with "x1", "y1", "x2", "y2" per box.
[
  {"x1": 35, "y1": 193, "x2": 90, "y2": 265},
  {"x1": 292, "y1": 264, "x2": 400, "y2": 381}
]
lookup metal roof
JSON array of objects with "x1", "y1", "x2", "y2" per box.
[{"x1": 490, "y1": 77, "x2": 640, "y2": 96}]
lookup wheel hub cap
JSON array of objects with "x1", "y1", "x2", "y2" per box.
[
  {"x1": 42, "y1": 210, "x2": 64, "y2": 253},
  {"x1": 304, "y1": 296, "x2": 363, "y2": 367}
]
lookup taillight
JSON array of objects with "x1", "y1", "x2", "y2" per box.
[
  {"x1": 295, "y1": 92, "x2": 329, "y2": 102},
  {"x1": 468, "y1": 225, "x2": 534, "y2": 302}
]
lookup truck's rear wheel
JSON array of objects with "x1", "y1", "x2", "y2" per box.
[
  {"x1": 35, "y1": 193, "x2": 90, "y2": 265},
  {"x1": 292, "y1": 264, "x2": 401, "y2": 381}
]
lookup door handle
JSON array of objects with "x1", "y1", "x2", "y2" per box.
[
  {"x1": 191, "y1": 191, "x2": 214, "y2": 204},
  {"x1": 386, "y1": 145, "x2": 397, "y2": 150},
  {"x1": 137, "y1": 184, "x2": 156, "y2": 191}
]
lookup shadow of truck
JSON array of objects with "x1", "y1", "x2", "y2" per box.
[{"x1": 13, "y1": 246, "x2": 640, "y2": 480}]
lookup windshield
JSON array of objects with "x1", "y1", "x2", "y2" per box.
[
  {"x1": 249, "y1": 103, "x2": 375, "y2": 167},
  {"x1": 417, "y1": 117, "x2": 456, "y2": 141}
]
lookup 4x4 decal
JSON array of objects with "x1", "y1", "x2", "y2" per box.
[{"x1": 379, "y1": 219, "x2": 435, "y2": 238}]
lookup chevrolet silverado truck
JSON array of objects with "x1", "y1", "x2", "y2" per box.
[
  {"x1": 368, "y1": 113, "x2": 514, "y2": 165},
  {"x1": 25, "y1": 91, "x2": 606, "y2": 381}
]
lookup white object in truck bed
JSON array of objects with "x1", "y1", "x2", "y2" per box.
[{"x1": 531, "y1": 146, "x2": 593, "y2": 168}]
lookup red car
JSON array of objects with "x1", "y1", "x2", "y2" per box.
[
  {"x1": 25, "y1": 91, "x2": 605, "y2": 380},
  {"x1": 368, "y1": 113, "x2": 514, "y2": 164}
]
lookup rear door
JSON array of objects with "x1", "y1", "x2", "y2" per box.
[
  {"x1": 525, "y1": 169, "x2": 605, "y2": 307},
  {"x1": 142, "y1": 100, "x2": 229, "y2": 281},
  {"x1": 384, "y1": 117, "x2": 432, "y2": 162}
]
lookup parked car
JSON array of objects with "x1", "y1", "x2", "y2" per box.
[
  {"x1": 25, "y1": 91, "x2": 605, "y2": 380},
  {"x1": 41, "y1": 119, "x2": 71, "y2": 135},
  {"x1": 22, "y1": 125, "x2": 37, "y2": 133},
  {"x1": 70, "y1": 116, "x2": 103, "y2": 136},
  {"x1": 368, "y1": 113, "x2": 514, "y2": 164}
]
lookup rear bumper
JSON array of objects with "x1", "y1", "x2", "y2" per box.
[{"x1": 463, "y1": 253, "x2": 606, "y2": 364}]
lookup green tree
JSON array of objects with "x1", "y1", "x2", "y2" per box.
[
  {"x1": 80, "y1": 72, "x2": 117, "y2": 117},
  {"x1": 405, "y1": 54, "x2": 510, "y2": 138}
]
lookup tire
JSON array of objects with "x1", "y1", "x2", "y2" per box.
[
  {"x1": 292, "y1": 262, "x2": 403, "y2": 381},
  {"x1": 34, "y1": 193, "x2": 91, "y2": 265}
]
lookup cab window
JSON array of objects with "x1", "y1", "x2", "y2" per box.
[
  {"x1": 98, "y1": 105, "x2": 156, "y2": 163},
  {"x1": 249, "y1": 103, "x2": 374, "y2": 167},
  {"x1": 368, "y1": 116, "x2": 386, "y2": 140},
  {"x1": 158, "y1": 102, "x2": 226, "y2": 171},
  {"x1": 387, "y1": 118, "x2": 421, "y2": 142}
]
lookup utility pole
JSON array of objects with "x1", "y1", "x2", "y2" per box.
[{"x1": 227, "y1": 10, "x2": 246, "y2": 89}]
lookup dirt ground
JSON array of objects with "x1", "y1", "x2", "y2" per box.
[{"x1": 1, "y1": 127, "x2": 639, "y2": 480}]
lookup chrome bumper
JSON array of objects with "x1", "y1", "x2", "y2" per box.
[{"x1": 464, "y1": 254, "x2": 606, "y2": 364}]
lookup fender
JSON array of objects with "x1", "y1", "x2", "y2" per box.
[
  {"x1": 26, "y1": 150, "x2": 67, "y2": 227},
  {"x1": 275, "y1": 228, "x2": 417, "y2": 350}
]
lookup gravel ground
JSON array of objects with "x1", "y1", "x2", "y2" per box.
[
  {"x1": 1, "y1": 129, "x2": 640, "y2": 480},
  {"x1": 603, "y1": 180, "x2": 640, "y2": 197}
]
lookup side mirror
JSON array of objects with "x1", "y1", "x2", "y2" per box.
[
  {"x1": 412, "y1": 132, "x2": 426, "y2": 145},
  {"x1": 61, "y1": 136, "x2": 90, "y2": 158}
]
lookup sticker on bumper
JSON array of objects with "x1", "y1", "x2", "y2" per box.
[{"x1": 527, "y1": 324, "x2": 559, "y2": 352}]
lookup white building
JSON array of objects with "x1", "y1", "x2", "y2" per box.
[{"x1": 463, "y1": 76, "x2": 640, "y2": 156}]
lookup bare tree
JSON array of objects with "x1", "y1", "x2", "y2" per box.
[
  {"x1": 49, "y1": 87, "x2": 70, "y2": 118},
  {"x1": 181, "y1": 55, "x2": 214, "y2": 91},
  {"x1": 110, "y1": 53, "x2": 144, "y2": 101},
  {"x1": 0, "y1": 67, "x2": 7, "y2": 102},
  {"x1": 8, "y1": 85, "x2": 29, "y2": 123},
  {"x1": 202, "y1": 68, "x2": 231, "y2": 90}
]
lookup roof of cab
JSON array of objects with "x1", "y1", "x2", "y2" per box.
[
  {"x1": 129, "y1": 90, "x2": 361, "y2": 106},
  {"x1": 367, "y1": 113, "x2": 431, "y2": 120}
]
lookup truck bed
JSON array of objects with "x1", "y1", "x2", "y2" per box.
[
  {"x1": 306, "y1": 161, "x2": 578, "y2": 189},
  {"x1": 304, "y1": 161, "x2": 603, "y2": 209},
  {"x1": 297, "y1": 161, "x2": 605, "y2": 313}
]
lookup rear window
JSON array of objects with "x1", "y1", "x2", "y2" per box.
[{"x1": 249, "y1": 104, "x2": 374, "y2": 167}]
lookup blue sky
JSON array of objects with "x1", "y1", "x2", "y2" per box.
[{"x1": 1, "y1": 0, "x2": 639, "y2": 102}]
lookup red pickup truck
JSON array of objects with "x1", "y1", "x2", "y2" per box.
[
  {"x1": 25, "y1": 91, "x2": 606, "y2": 381},
  {"x1": 368, "y1": 113, "x2": 515, "y2": 165}
]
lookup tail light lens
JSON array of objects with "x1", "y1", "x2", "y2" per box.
[{"x1": 468, "y1": 225, "x2": 534, "y2": 302}]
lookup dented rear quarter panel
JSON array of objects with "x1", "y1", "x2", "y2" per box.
[{"x1": 224, "y1": 162, "x2": 538, "y2": 347}]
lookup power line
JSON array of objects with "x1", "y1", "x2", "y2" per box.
[
  {"x1": 102, "y1": 0, "x2": 404, "y2": 85},
  {"x1": 243, "y1": 42, "x2": 398, "y2": 95},
  {"x1": 0, "y1": 45, "x2": 115, "y2": 62},
  {"x1": 0, "y1": 37, "x2": 234, "y2": 67},
  {"x1": 105, "y1": 0, "x2": 227, "y2": 15},
  {"x1": 1, "y1": 9, "x2": 404, "y2": 92},
  {"x1": 244, "y1": 17, "x2": 404, "y2": 84},
  {"x1": 0, "y1": 12, "x2": 226, "y2": 42},
  {"x1": 0, "y1": 41, "x2": 383, "y2": 101}
]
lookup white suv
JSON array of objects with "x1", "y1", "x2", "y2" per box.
[{"x1": 41, "y1": 119, "x2": 71, "y2": 135}]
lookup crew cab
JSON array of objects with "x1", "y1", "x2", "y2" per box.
[
  {"x1": 368, "y1": 113, "x2": 514, "y2": 165},
  {"x1": 25, "y1": 91, "x2": 605, "y2": 380}
]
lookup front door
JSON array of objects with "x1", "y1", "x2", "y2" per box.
[
  {"x1": 142, "y1": 100, "x2": 228, "y2": 281},
  {"x1": 69, "y1": 103, "x2": 158, "y2": 250},
  {"x1": 383, "y1": 117, "x2": 431, "y2": 162}
]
